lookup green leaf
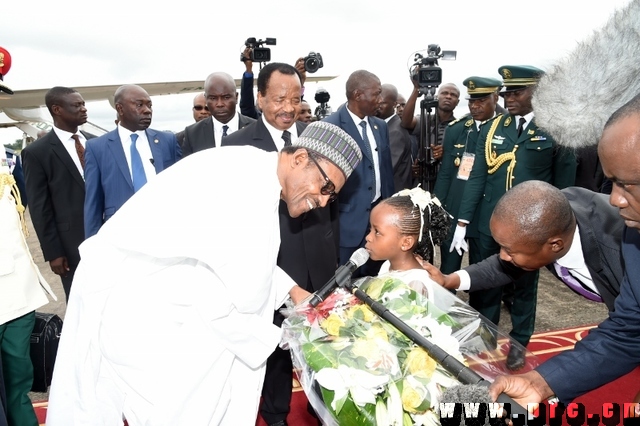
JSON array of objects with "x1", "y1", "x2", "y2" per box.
[
  {"x1": 303, "y1": 341, "x2": 338, "y2": 372},
  {"x1": 319, "y1": 387, "x2": 378, "y2": 426}
]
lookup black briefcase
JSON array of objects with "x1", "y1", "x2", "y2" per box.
[{"x1": 30, "y1": 312, "x2": 63, "y2": 392}]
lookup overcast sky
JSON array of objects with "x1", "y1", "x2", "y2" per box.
[{"x1": 1, "y1": 0, "x2": 632, "y2": 144}]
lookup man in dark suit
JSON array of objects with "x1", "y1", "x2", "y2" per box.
[
  {"x1": 83, "y1": 84, "x2": 181, "y2": 238},
  {"x1": 21, "y1": 86, "x2": 94, "y2": 301},
  {"x1": 224, "y1": 62, "x2": 338, "y2": 426},
  {"x1": 451, "y1": 65, "x2": 577, "y2": 370},
  {"x1": 490, "y1": 92, "x2": 640, "y2": 407},
  {"x1": 181, "y1": 72, "x2": 255, "y2": 155},
  {"x1": 175, "y1": 93, "x2": 210, "y2": 147},
  {"x1": 376, "y1": 83, "x2": 412, "y2": 192},
  {"x1": 323, "y1": 70, "x2": 395, "y2": 276},
  {"x1": 427, "y1": 181, "x2": 624, "y2": 312}
]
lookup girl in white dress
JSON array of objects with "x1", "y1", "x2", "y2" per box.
[{"x1": 364, "y1": 187, "x2": 451, "y2": 301}]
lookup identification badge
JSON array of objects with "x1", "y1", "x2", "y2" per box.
[{"x1": 456, "y1": 152, "x2": 475, "y2": 181}]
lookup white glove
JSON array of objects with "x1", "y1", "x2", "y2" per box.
[{"x1": 449, "y1": 225, "x2": 468, "y2": 256}]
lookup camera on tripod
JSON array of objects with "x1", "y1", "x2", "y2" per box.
[
  {"x1": 411, "y1": 44, "x2": 456, "y2": 89},
  {"x1": 314, "y1": 88, "x2": 332, "y2": 119},
  {"x1": 242, "y1": 37, "x2": 276, "y2": 62},
  {"x1": 302, "y1": 52, "x2": 324, "y2": 73}
]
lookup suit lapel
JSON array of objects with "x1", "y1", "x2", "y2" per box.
[
  {"x1": 107, "y1": 131, "x2": 134, "y2": 190},
  {"x1": 256, "y1": 117, "x2": 278, "y2": 152},
  {"x1": 146, "y1": 129, "x2": 163, "y2": 173},
  {"x1": 49, "y1": 134, "x2": 85, "y2": 188},
  {"x1": 576, "y1": 216, "x2": 606, "y2": 291},
  {"x1": 340, "y1": 107, "x2": 373, "y2": 163},
  {"x1": 201, "y1": 117, "x2": 216, "y2": 148}
]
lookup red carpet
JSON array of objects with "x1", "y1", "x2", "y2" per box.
[{"x1": 33, "y1": 325, "x2": 640, "y2": 425}]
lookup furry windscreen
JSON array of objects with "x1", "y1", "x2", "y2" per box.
[{"x1": 532, "y1": 0, "x2": 640, "y2": 149}]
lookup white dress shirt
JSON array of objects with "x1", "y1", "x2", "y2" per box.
[
  {"x1": 52, "y1": 126, "x2": 86, "y2": 177},
  {"x1": 262, "y1": 118, "x2": 299, "y2": 151},
  {"x1": 117, "y1": 125, "x2": 156, "y2": 183},
  {"x1": 212, "y1": 114, "x2": 238, "y2": 146}
]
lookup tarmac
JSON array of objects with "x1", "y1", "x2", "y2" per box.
[{"x1": 24, "y1": 209, "x2": 610, "y2": 402}]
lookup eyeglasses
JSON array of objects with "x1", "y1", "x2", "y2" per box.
[
  {"x1": 193, "y1": 105, "x2": 209, "y2": 111},
  {"x1": 308, "y1": 155, "x2": 337, "y2": 202}
]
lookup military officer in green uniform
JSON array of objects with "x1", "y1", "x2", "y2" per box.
[
  {"x1": 434, "y1": 76, "x2": 502, "y2": 275},
  {"x1": 450, "y1": 65, "x2": 577, "y2": 371}
]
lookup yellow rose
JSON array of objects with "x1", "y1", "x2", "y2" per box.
[
  {"x1": 346, "y1": 305, "x2": 375, "y2": 322},
  {"x1": 321, "y1": 313, "x2": 345, "y2": 336},
  {"x1": 405, "y1": 348, "x2": 436, "y2": 378},
  {"x1": 401, "y1": 382, "x2": 424, "y2": 413},
  {"x1": 351, "y1": 338, "x2": 379, "y2": 358},
  {"x1": 365, "y1": 325, "x2": 389, "y2": 342}
]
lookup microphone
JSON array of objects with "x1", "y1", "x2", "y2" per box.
[
  {"x1": 308, "y1": 248, "x2": 369, "y2": 307},
  {"x1": 532, "y1": 0, "x2": 640, "y2": 148},
  {"x1": 441, "y1": 383, "x2": 529, "y2": 420}
]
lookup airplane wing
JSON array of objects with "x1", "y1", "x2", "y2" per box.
[
  {"x1": 0, "y1": 76, "x2": 338, "y2": 110},
  {"x1": 0, "y1": 75, "x2": 337, "y2": 139}
]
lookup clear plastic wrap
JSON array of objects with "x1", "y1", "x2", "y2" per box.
[{"x1": 281, "y1": 273, "x2": 539, "y2": 426}]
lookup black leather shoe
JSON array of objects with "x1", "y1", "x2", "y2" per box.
[{"x1": 506, "y1": 345, "x2": 526, "y2": 371}]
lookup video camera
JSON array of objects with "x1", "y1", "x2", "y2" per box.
[
  {"x1": 411, "y1": 44, "x2": 456, "y2": 93},
  {"x1": 242, "y1": 37, "x2": 277, "y2": 63},
  {"x1": 303, "y1": 52, "x2": 324, "y2": 73},
  {"x1": 314, "y1": 88, "x2": 331, "y2": 120},
  {"x1": 410, "y1": 44, "x2": 457, "y2": 194}
]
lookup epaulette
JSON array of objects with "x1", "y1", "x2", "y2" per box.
[
  {"x1": 448, "y1": 114, "x2": 472, "y2": 127},
  {"x1": 480, "y1": 113, "x2": 504, "y2": 127}
]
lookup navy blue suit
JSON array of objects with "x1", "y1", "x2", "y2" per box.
[
  {"x1": 84, "y1": 128, "x2": 181, "y2": 238},
  {"x1": 323, "y1": 104, "x2": 395, "y2": 264},
  {"x1": 537, "y1": 226, "x2": 640, "y2": 402}
]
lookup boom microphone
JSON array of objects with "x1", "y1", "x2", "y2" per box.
[
  {"x1": 532, "y1": 0, "x2": 640, "y2": 148},
  {"x1": 308, "y1": 248, "x2": 369, "y2": 308}
]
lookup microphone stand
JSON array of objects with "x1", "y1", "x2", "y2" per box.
[{"x1": 344, "y1": 281, "x2": 529, "y2": 417}]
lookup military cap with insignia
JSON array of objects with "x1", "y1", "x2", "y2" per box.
[
  {"x1": 462, "y1": 76, "x2": 502, "y2": 100},
  {"x1": 498, "y1": 65, "x2": 544, "y2": 94}
]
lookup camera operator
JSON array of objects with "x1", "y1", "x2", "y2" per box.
[{"x1": 400, "y1": 74, "x2": 460, "y2": 185}]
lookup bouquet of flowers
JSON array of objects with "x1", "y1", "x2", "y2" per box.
[{"x1": 281, "y1": 274, "x2": 538, "y2": 426}]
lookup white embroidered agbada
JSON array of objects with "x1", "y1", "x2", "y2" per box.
[{"x1": 46, "y1": 146, "x2": 297, "y2": 426}]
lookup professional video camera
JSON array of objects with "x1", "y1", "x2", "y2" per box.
[
  {"x1": 314, "y1": 88, "x2": 331, "y2": 120},
  {"x1": 409, "y1": 44, "x2": 456, "y2": 196},
  {"x1": 241, "y1": 37, "x2": 277, "y2": 63},
  {"x1": 411, "y1": 44, "x2": 456, "y2": 95},
  {"x1": 302, "y1": 52, "x2": 324, "y2": 73}
]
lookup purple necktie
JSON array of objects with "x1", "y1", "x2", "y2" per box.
[{"x1": 553, "y1": 263, "x2": 603, "y2": 302}]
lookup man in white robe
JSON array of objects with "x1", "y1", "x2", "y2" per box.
[{"x1": 46, "y1": 122, "x2": 362, "y2": 426}]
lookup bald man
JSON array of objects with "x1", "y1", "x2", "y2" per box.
[
  {"x1": 426, "y1": 180, "x2": 624, "y2": 312},
  {"x1": 83, "y1": 84, "x2": 181, "y2": 238},
  {"x1": 489, "y1": 90, "x2": 640, "y2": 409},
  {"x1": 182, "y1": 72, "x2": 255, "y2": 156}
]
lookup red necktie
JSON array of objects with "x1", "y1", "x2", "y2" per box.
[{"x1": 71, "y1": 134, "x2": 85, "y2": 170}]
